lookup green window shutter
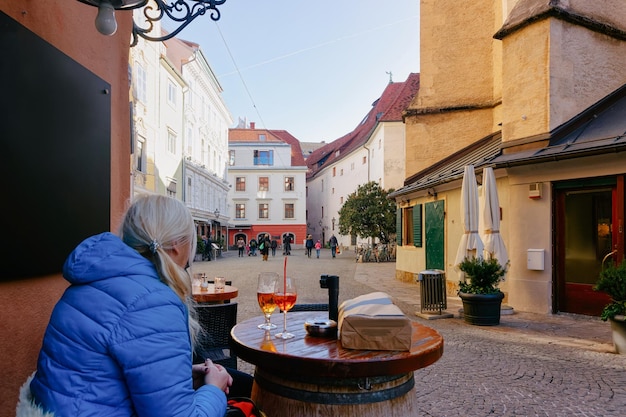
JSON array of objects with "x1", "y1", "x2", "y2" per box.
[
  {"x1": 413, "y1": 204, "x2": 422, "y2": 247},
  {"x1": 396, "y1": 207, "x2": 402, "y2": 246}
]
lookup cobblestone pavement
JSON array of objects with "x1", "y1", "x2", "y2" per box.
[{"x1": 192, "y1": 249, "x2": 626, "y2": 417}]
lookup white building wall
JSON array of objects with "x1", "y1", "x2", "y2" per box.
[
  {"x1": 129, "y1": 22, "x2": 163, "y2": 196},
  {"x1": 180, "y1": 48, "x2": 233, "y2": 223},
  {"x1": 307, "y1": 119, "x2": 405, "y2": 249},
  {"x1": 228, "y1": 143, "x2": 307, "y2": 227}
]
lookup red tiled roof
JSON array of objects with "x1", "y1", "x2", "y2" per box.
[
  {"x1": 306, "y1": 73, "x2": 420, "y2": 179},
  {"x1": 228, "y1": 128, "x2": 307, "y2": 167}
]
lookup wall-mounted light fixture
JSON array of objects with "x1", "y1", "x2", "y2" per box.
[
  {"x1": 214, "y1": 208, "x2": 220, "y2": 219},
  {"x1": 331, "y1": 217, "x2": 336, "y2": 231},
  {"x1": 427, "y1": 188, "x2": 437, "y2": 198},
  {"x1": 77, "y1": 0, "x2": 228, "y2": 46},
  {"x1": 318, "y1": 220, "x2": 323, "y2": 227}
]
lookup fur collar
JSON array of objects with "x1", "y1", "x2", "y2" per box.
[{"x1": 16, "y1": 372, "x2": 54, "y2": 417}]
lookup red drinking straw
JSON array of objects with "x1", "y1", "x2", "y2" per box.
[{"x1": 283, "y1": 256, "x2": 287, "y2": 296}]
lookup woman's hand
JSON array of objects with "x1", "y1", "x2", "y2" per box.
[
  {"x1": 192, "y1": 363, "x2": 208, "y2": 390},
  {"x1": 195, "y1": 359, "x2": 233, "y2": 394}
]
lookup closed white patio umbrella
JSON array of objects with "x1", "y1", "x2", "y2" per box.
[
  {"x1": 480, "y1": 167, "x2": 509, "y2": 267},
  {"x1": 455, "y1": 165, "x2": 484, "y2": 265}
]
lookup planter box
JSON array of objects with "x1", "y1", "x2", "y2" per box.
[
  {"x1": 610, "y1": 316, "x2": 626, "y2": 354},
  {"x1": 459, "y1": 291, "x2": 504, "y2": 326}
]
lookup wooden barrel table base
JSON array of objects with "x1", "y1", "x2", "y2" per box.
[
  {"x1": 252, "y1": 368, "x2": 417, "y2": 417},
  {"x1": 253, "y1": 367, "x2": 415, "y2": 405}
]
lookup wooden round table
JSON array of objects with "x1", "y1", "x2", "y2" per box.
[
  {"x1": 230, "y1": 312, "x2": 443, "y2": 417},
  {"x1": 192, "y1": 284, "x2": 238, "y2": 303}
]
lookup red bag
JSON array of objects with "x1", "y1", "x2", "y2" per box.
[{"x1": 226, "y1": 397, "x2": 266, "y2": 417}]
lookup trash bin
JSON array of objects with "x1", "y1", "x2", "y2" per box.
[{"x1": 417, "y1": 270, "x2": 447, "y2": 314}]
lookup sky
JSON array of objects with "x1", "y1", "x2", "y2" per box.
[{"x1": 175, "y1": 0, "x2": 420, "y2": 143}]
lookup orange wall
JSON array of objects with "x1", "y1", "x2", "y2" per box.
[{"x1": 0, "y1": 1, "x2": 131, "y2": 414}]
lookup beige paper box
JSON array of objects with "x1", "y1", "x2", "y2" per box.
[{"x1": 338, "y1": 292, "x2": 412, "y2": 351}]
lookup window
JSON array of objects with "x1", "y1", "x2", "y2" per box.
[
  {"x1": 135, "y1": 63, "x2": 146, "y2": 103},
  {"x1": 186, "y1": 123, "x2": 193, "y2": 156},
  {"x1": 258, "y1": 203, "x2": 269, "y2": 219},
  {"x1": 332, "y1": 187, "x2": 335, "y2": 195},
  {"x1": 284, "y1": 203, "x2": 294, "y2": 219},
  {"x1": 259, "y1": 134, "x2": 266, "y2": 141},
  {"x1": 332, "y1": 167, "x2": 336, "y2": 177},
  {"x1": 340, "y1": 168, "x2": 344, "y2": 176},
  {"x1": 235, "y1": 203, "x2": 246, "y2": 219},
  {"x1": 403, "y1": 207, "x2": 413, "y2": 246},
  {"x1": 135, "y1": 137, "x2": 145, "y2": 172},
  {"x1": 167, "y1": 80, "x2": 177, "y2": 105},
  {"x1": 253, "y1": 150, "x2": 274, "y2": 165},
  {"x1": 362, "y1": 156, "x2": 367, "y2": 164},
  {"x1": 340, "y1": 196, "x2": 344, "y2": 204},
  {"x1": 166, "y1": 179, "x2": 177, "y2": 198},
  {"x1": 413, "y1": 204, "x2": 423, "y2": 247},
  {"x1": 351, "y1": 162, "x2": 355, "y2": 170},
  {"x1": 259, "y1": 177, "x2": 269, "y2": 191},
  {"x1": 187, "y1": 81, "x2": 194, "y2": 107},
  {"x1": 167, "y1": 131, "x2": 177, "y2": 154},
  {"x1": 284, "y1": 177, "x2": 295, "y2": 191},
  {"x1": 235, "y1": 177, "x2": 246, "y2": 191},
  {"x1": 229, "y1": 150, "x2": 235, "y2": 166},
  {"x1": 186, "y1": 177, "x2": 192, "y2": 203}
]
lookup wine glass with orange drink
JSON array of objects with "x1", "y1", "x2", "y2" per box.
[
  {"x1": 257, "y1": 272, "x2": 279, "y2": 330},
  {"x1": 274, "y1": 276, "x2": 297, "y2": 339}
]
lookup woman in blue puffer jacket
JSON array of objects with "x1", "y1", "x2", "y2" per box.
[{"x1": 26, "y1": 195, "x2": 232, "y2": 417}]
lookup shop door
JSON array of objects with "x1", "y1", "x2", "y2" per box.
[{"x1": 555, "y1": 177, "x2": 624, "y2": 315}]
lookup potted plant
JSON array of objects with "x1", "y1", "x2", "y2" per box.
[
  {"x1": 195, "y1": 238, "x2": 206, "y2": 262},
  {"x1": 457, "y1": 255, "x2": 508, "y2": 326},
  {"x1": 593, "y1": 259, "x2": 626, "y2": 354}
]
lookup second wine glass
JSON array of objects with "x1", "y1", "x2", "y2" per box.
[
  {"x1": 274, "y1": 276, "x2": 297, "y2": 339},
  {"x1": 257, "y1": 272, "x2": 279, "y2": 330}
]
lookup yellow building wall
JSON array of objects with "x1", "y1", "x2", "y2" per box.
[
  {"x1": 417, "y1": 0, "x2": 501, "y2": 109},
  {"x1": 405, "y1": 108, "x2": 497, "y2": 174},
  {"x1": 502, "y1": 18, "x2": 626, "y2": 144}
]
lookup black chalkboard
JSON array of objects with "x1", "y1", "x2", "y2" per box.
[{"x1": 0, "y1": 11, "x2": 111, "y2": 280}]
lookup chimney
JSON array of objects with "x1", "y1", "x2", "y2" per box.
[{"x1": 250, "y1": 122, "x2": 255, "y2": 129}]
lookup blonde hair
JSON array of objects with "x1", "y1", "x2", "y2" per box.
[{"x1": 118, "y1": 194, "x2": 200, "y2": 344}]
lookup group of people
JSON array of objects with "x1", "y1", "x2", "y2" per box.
[{"x1": 236, "y1": 235, "x2": 280, "y2": 259}]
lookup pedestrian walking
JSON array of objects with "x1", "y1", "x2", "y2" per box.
[
  {"x1": 329, "y1": 234, "x2": 338, "y2": 258},
  {"x1": 315, "y1": 240, "x2": 322, "y2": 258},
  {"x1": 283, "y1": 235, "x2": 291, "y2": 255},
  {"x1": 236, "y1": 237, "x2": 245, "y2": 257},
  {"x1": 305, "y1": 235, "x2": 314, "y2": 258},
  {"x1": 259, "y1": 234, "x2": 271, "y2": 261},
  {"x1": 249, "y1": 238, "x2": 257, "y2": 256},
  {"x1": 270, "y1": 237, "x2": 277, "y2": 257}
]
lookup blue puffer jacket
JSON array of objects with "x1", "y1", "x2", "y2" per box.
[{"x1": 30, "y1": 232, "x2": 227, "y2": 417}]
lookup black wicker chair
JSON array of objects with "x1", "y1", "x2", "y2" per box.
[{"x1": 193, "y1": 302, "x2": 238, "y2": 369}]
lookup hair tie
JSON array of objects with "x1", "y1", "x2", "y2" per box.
[{"x1": 149, "y1": 240, "x2": 161, "y2": 254}]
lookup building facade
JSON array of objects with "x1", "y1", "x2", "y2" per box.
[
  {"x1": 306, "y1": 74, "x2": 420, "y2": 248},
  {"x1": 393, "y1": 0, "x2": 626, "y2": 316},
  {"x1": 227, "y1": 125, "x2": 308, "y2": 251},
  {"x1": 130, "y1": 29, "x2": 233, "y2": 246}
]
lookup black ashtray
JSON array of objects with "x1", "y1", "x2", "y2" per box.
[{"x1": 304, "y1": 318, "x2": 338, "y2": 338}]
